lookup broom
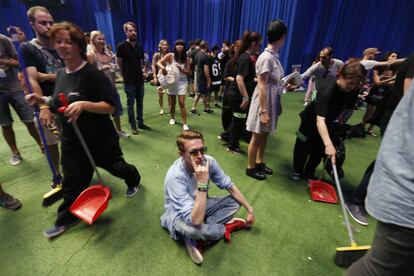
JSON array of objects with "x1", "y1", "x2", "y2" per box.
[
  {"x1": 332, "y1": 162, "x2": 371, "y2": 267},
  {"x1": 8, "y1": 26, "x2": 62, "y2": 206}
]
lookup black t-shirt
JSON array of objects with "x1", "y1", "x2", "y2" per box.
[
  {"x1": 228, "y1": 52, "x2": 256, "y2": 98},
  {"x1": 20, "y1": 41, "x2": 64, "y2": 96},
  {"x1": 51, "y1": 63, "x2": 117, "y2": 149},
  {"x1": 302, "y1": 83, "x2": 359, "y2": 131},
  {"x1": 382, "y1": 53, "x2": 414, "y2": 125},
  {"x1": 196, "y1": 51, "x2": 211, "y2": 84},
  {"x1": 116, "y1": 40, "x2": 144, "y2": 85},
  {"x1": 190, "y1": 48, "x2": 201, "y2": 71},
  {"x1": 209, "y1": 55, "x2": 222, "y2": 85}
]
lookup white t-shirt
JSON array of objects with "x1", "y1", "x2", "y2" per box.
[{"x1": 360, "y1": 60, "x2": 379, "y2": 71}]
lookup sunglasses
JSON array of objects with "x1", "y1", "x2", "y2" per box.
[
  {"x1": 188, "y1": 146, "x2": 207, "y2": 156},
  {"x1": 37, "y1": 20, "x2": 54, "y2": 26}
]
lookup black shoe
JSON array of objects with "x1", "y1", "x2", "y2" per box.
[
  {"x1": 246, "y1": 168, "x2": 266, "y2": 180},
  {"x1": 190, "y1": 109, "x2": 200, "y2": 116},
  {"x1": 214, "y1": 103, "x2": 222, "y2": 108},
  {"x1": 255, "y1": 163, "x2": 273, "y2": 175},
  {"x1": 227, "y1": 146, "x2": 244, "y2": 154},
  {"x1": 138, "y1": 124, "x2": 151, "y2": 130},
  {"x1": 204, "y1": 109, "x2": 214, "y2": 114}
]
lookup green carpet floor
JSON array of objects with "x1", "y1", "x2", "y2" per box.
[{"x1": 0, "y1": 84, "x2": 380, "y2": 275}]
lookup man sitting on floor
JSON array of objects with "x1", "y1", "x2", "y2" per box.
[{"x1": 160, "y1": 130, "x2": 255, "y2": 264}]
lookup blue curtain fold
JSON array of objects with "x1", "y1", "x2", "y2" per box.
[{"x1": 1, "y1": 0, "x2": 413, "y2": 71}]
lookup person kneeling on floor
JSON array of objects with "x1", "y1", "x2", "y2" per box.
[{"x1": 160, "y1": 130, "x2": 255, "y2": 264}]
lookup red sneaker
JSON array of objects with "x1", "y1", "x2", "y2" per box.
[{"x1": 224, "y1": 218, "x2": 250, "y2": 242}]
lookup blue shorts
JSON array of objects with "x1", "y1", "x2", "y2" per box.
[
  {"x1": 0, "y1": 90, "x2": 34, "y2": 126},
  {"x1": 196, "y1": 81, "x2": 210, "y2": 96}
]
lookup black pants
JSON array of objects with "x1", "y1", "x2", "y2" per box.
[
  {"x1": 349, "y1": 160, "x2": 375, "y2": 205},
  {"x1": 347, "y1": 222, "x2": 414, "y2": 275},
  {"x1": 292, "y1": 119, "x2": 325, "y2": 179},
  {"x1": 227, "y1": 95, "x2": 248, "y2": 148},
  {"x1": 55, "y1": 140, "x2": 141, "y2": 226},
  {"x1": 221, "y1": 87, "x2": 233, "y2": 136}
]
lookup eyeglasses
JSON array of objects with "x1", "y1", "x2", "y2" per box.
[
  {"x1": 188, "y1": 146, "x2": 207, "y2": 156},
  {"x1": 37, "y1": 21, "x2": 54, "y2": 26}
]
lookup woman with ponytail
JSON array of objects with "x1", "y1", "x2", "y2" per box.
[{"x1": 226, "y1": 31, "x2": 262, "y2": 154}]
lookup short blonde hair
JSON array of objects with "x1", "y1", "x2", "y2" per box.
[
  {"x1": 27, "y1": 6, "x2": 50, "y2": 22},
  {"x1": 176, "y1": 130, "x2": 204, "y2": 153},
  {"x1": 123, "y1": 22, "x2": 136, "y2": 32}
]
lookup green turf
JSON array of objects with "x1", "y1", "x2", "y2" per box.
[{"x1": 0, "y1": 84, "x2": 380, "y2": 275}]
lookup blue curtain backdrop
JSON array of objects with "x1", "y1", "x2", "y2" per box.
[{"x1": 1, "y1": 0, "x2": 413, "y2": 71}]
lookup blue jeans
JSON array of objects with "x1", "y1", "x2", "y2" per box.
[
  {"x1": 124, "y1": 84, "x2": 145, "y2": 128},
  {"x1": 174, "y1": 195, "x2": 240, "y2": 241}
]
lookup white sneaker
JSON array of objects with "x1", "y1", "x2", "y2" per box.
[
  {"x1": 184, "y1": 239, "x2": 203, "y2": 264},
  {"x1": 9, "y1": 153, "x2": 22, "y2": 166},
  {"x1": 183, "y1": 124, "x2": 189, "y2": 131},
  {"x1": 159, "y1": 109, "x2": 164, "y2": 115},
  {"x1": 118, "y1": 130, "x2": 130, "y2": 139},
  {"x1": 169, "y1": 119, "x2": 176, "y2": 125}
]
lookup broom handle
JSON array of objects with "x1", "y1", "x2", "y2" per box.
[
  {"x1": 71, "y1": 121, "x2": 104, "y2": 184},
  {"x1": 332, "y1": 162, "x2": 356, "y2": 246},
  {"x1": 8, "y1": 26, "x2": 58, "y2": 180}
]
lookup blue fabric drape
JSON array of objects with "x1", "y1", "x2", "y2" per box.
[{"x1": 1, "y1": 0, "x2": 413, "y2": 71}]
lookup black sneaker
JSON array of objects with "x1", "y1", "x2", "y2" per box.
[
  {"x1": 345, "y1": 202, "x2": 368, "y2": 226},
  {"x1": 255, "y1": 163, "x2": 273, "y2": 175},
  {"x1": 246, "y1": 168, "x2": 267, "y2": 180},
  {"x1": 291, "y1": 172, "x2": 301, "y2": 181},
  {"x1": 226, "y1": 146, "x2": 244, "y2": 154},
  {"x1": 0, "y1": 193, "x2": 22, "y2": 211},
  {"x1": 204, "y1": 109, "x2": 214, "y2": 114},
  {"x1": 125, "y1": 184, "x2": 140, "y2": 198},
  {"x1": 214, "y1": 103, "x2": 222, "y2": 108},
  {"x1": 138, "y1": 124, "x2": 152, "y2": 130},
  {"x1": 43, "y1": 220, "x2": 80, "y2": 238},
  {"x1": 190, "y1": 109, "x2": 200, "y2": 116}
]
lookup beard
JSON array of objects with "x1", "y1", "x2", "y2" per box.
[
  {"x1": 38, "y1": 32, "x2": 51, "y2": 41},
  {"x1": 128, "y1": 35, "x2": 137, "y2": 41}
]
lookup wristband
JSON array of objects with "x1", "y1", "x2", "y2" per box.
[
  {"x1": 197, "y1": 182, "x2": 209, "y2": 192},
  {"x1": 242, "y1": 96, "x2": 249, "y2": 101},
  {"x1": 259, "y1": 109, "x2": 267, "y2": 115},
  {"x1": 40, "y1": 105, "x2": 49, "y2": 110}
]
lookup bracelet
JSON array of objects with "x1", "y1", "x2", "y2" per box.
[
  {"x1": 242, "y1": 96, "x2": 249, "y2": 101},
  {"x1": 259, "y1": 109, "x2": 267, "y2": 115},
  {"x1": 40, "y1": 105, "x2": 49, "y2": 110},
  {"x1": 197, "y1": 182, "x2": 209, "y2": 192}
]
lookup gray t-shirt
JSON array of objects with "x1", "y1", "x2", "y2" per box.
[
  {"x1": 301, "y1": 58, "x2": 343, "y2": 93},
  {"x1": 0, "y1": 34, "x2": 21, "y2": 92},
  {"x1": 365, "y1": 81, "x2": 414, "y2": 229}
]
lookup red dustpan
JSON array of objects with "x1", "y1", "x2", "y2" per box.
[
  {"x1": 58, "y1": 93, "x2": 112, "y2": 224},
  {"x1": 70, "y1": 185, "x2": 112, "y2": 225},
  {"x1": 309, "y1": 179, "x2": 338, "y2": 204}
]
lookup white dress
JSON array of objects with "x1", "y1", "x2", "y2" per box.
[
  {"x1": 167, "y1": 55, "x2": 187, "y2": 96},
  {"x1": 246, "y1": 48, "x2": 284, "y2": 133}
]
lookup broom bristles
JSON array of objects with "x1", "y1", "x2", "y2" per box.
[
  {"x1": 334, "y1": 245, "x2": 371, "y2": 267},
  {"x1": 42, "y1": 185, "x2": 63, "y2": 207}
]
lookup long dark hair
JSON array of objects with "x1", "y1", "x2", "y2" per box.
[
  {"x1": 174, "y1": 39, "x2": 187, "y2": 64},
  {"x1": 230, "y1": 31, "x2": 262, "y2": 74}
]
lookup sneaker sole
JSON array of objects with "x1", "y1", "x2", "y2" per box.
[
  {"x1": 185, "y1": 243, "x2": 203, "y2": 264},
  {"x1": 345, "y1": 204, "x2": 368, "y2": 226},
  {"x1": 43, "y1": 220, "x2": 80, "y2": 238}
]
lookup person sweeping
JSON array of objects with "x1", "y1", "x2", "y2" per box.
[{"x1": 27, "y1": 22, "x2": 141, "y2": 238}]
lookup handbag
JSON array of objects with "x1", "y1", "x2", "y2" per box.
[{"x1": 157, "y1": 64, "x2": 177, "y2": 87}]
